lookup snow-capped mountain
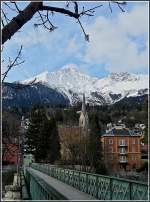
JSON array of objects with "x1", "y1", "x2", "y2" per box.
[{"x1": 20, "y1": 64, "x2": 148, "y2": 105}]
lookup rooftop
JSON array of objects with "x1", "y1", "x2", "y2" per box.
[{"x1": 104, "y1": 122, "x2": 143, "y2": 136}]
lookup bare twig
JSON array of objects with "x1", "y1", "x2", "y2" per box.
[
  {"x1": 2, "y1": 9, "x2": 11, "y2": 24},
  {"x1": 2, "y1": 19, "x2": 5, "y2": 27},
  {"x1": 2, "y1": 45, "x2": 25, "y2": 83},
  {"x1": 108, "y1": 1, "x2": 112, "y2": 13},
  {"x1": 13, "y1": 2, "x2": 21, "y2": 13},
  {"x1": 3, "y1": 2, "x2": 16, "y2": 12},
  {"x1": 111, "y1": 1, "x2": 126, "y2": 12},
  {"x1": 74, "y1": 1, "x2": 78, "y2": 14},
  {"x1": 77, "y1": 19, "x2": 89, "y2": 42},
  {"x1": 79, "y1": 5, "x2": 103, "y2": 16},
  {"x1": 65, "y1": 1, "x2": 70, "y2": 8},
  {"x1": 35, "y1": 11, "x2": 57, "y2": 32}
]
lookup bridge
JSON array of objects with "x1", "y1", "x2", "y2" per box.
[{"x1": 22, "y1": 163, "x2": 148, "y2": 200}]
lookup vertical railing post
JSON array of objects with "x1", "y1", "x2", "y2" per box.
[
  {"x1": 96, "y1": 175, "x2": 98, "y2": 199},
  {"x1": 110, "y1": 177, "x2": 112, "y2": 200},
  {"x1": 86, "y1": 173, "x2": 88, "y2": 193},
  {"x1": 129, "y1": 181, "x2": 132, "y2": 200},
  {"x1": 73, "y1": 170, "x2": 75, "y2": 188},
  {"x1": 79, "y1": 171, "x2": 81, "y2": 190}
]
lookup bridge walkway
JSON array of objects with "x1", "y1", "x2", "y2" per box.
[{"x1": 27, "y1": 167, "x2": 96, "y2": 200}]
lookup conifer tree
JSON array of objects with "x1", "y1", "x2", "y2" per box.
[
  {"x1": 88, "y1": 114, "x2": 107, "y2": 174},
  {"x1": 46, "y1": 118, "x2": 60, "y2": 163},
  {"x1": 25, "y1": 107, "x2": 60, "y2": 163},
  {"x1": 25, "y1": 108, "x2": 46, "y2": 161}
]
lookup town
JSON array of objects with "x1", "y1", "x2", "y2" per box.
[
  {"x1": 2, "y1": 95, "x2": 148, "y2": 200},
  {"x1": 2, "y1": 1, "x2": 149, "y2": 201}
]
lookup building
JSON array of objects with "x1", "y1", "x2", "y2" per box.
[
  {"x1": 101, "y1": 123, "x2": 143, "y2": 171},
  {"x1": 2, "y1": 142, "x2": 20, "y2": 165},
  {"x1": 58, "y1": 94, "x2": 89, "y2": 161},
  {"x1": 79, "y1": 94, "x2": 89, "y2": 134}
]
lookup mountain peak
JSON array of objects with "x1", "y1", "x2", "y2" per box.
[
  {"x1": 109, "y1": 72, "x2": 137, "y2": 81},
  {"x1": 5, "y1": 65, "x2": 148, "y2": 107},
  {"x1": 61, "y1": 64, "x2": 78, "y2": 72}
]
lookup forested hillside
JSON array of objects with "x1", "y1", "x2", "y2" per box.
[{"x1": 2, "y1": 95, "x2": 148, "y2": 143}]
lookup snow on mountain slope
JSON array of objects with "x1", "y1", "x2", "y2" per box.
[{"x1": 21, "y1": 64, "x2": 149, "y2": 105}]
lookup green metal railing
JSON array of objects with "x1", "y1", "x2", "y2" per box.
[
  {"x1": 20, "y1": 169, "x2": 30, "y2": 200},
  {"x1": 30, "y1": 163, "x2": 148, "y2": 200},
  {"x1": 25, "y1": 168, "x2": 67, "y2": 200}
]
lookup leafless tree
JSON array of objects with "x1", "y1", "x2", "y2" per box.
[
  {"x1": 2, "y1": 1, "x2": 126, "y2": 44},
  {"x1": 1, "y1": 1, "x2": 126, "y2": 83},
  {"x1": 2, "y1": 45, "x2": 24, "y2": 83}
]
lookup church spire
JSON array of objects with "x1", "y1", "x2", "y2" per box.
[
  {"x1": 79, "y1": 93, "x2": 89, "y2": 133},
  {"x1": 82, "y1": 93, "x2": 86, "y2": 114}
]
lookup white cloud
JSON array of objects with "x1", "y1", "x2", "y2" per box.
[
  {"x1": 11, "y1": 27, "x2": 62, "y2": 48},
  {"x1": 83, "y1": 3, "x2": 148, "y2": 73},
  {"x1": 3, "y1": 3, "x2": 148, "y2": 78}
]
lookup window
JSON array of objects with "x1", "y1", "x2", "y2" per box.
[
  {"x1": 119, "y1": 139, "x2": 125, "y2": 145},
  {"x1": 132, "y1": 147, "x2": 135, "y2": 152},
  {"x1": 120, "y1": 155, "x2": 127, "y2": 161},
  {"x1": 109, "y1": 139, "x2": 113, "y2": 144},
  {"x1": 120, "y1": 148, "x2": 126, "y2": 153}
]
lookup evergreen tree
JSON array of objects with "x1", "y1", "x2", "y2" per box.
[
  {"x1": 88, "y1": 114, "x2": 107, "y2": 174},
  {"x1": 25, "y1": 107, "x2": 60, "y2": 163},
  {"x1": 46, "y1": 118, "x2": 60, "y2": 163},
  {"x1": 25, "y1": 108, "x2": 45, "y2": 161}
]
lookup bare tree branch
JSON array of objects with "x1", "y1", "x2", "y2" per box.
[
  {"x1": 2, "y1": 45, "x2": 25, "y2": 83},
  {"x1": 3, "y1": 2, "x2": 16, "y2": 12},
  {"x1": 108, "y1": 1, "x2": 112, "y2": 13},
  {"x1": 2, "y1": 2, "x2": 103, "y2": 44},
  {"x1": 2, "y1": 9, "x2": 11, "y2": 24},
  {"x1": 79, "y1": 5, "x2": 103, "y2": 16},
  {"x1": 34, "y1": 11, "x2": 57, "y2": 32},
  {"x1": 2, "y1": 2, "x2": 43, "y2": 44},
  {"x1": 73, "y1": 1, "x2": 78, "y2": 14},
  {"x1": 77, "y1": 19, "x2": 89, "y2": 42},
  {"x1": 111, "y1": 1, "x2": 126, "y2": 12},
  {"x1": 40, "y1": 5, "x2": 80, "y2": 18},
  {"x1": 12, "y1": 1, "x2": 22, "y2": 13}
]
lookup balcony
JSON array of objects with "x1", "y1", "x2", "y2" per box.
[
  {"x1": 119, "y1": 151, "x2": 127, "y2": 155},
  {"x1": 119, "y1": 159, "x2": 128, "y2": 163},
  {"x1": 118, "y1": 143, "x2": 128, "y2": 147}
]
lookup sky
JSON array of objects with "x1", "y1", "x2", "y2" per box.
[{"x1": 2, "y1": 1, "x2": 149, "y2": 82}]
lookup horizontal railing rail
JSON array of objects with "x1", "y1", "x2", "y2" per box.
[
  {"x1": 24, "y1": 168, "x2": 67, "y2": 200},
  {"x1": 20, "y1": 169, "x2": 30, "y2": 200},
  {"x1": 29, "y1": 163, "x2": 148, "y2": 200}
]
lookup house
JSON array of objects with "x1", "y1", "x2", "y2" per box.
[
  {"x1": 3, "y1": 143, "x2": 20, "y2": 165},
  {"x1": 101, "y1": 123, "x2": 143, "y2": 171}
]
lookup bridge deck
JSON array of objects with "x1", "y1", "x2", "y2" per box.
[{"x1": 27, "y1": 167, "x2": 96, "y2": 200}]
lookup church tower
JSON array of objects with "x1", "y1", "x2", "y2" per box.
[{"x1": 79, "y1": 94, "x2": 89, "y2": 132}]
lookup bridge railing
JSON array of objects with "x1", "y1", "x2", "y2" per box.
[
  {"x1": 25, "y1": 167, "x2": 68, "y2": 200},
  {"x1": 30, "y1": 163, "x2": 148, "y2": 200}
]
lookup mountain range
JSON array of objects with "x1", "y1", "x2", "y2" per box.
[{"x1": 2, "y1": 65, "x2": 149, "y2": 108}]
